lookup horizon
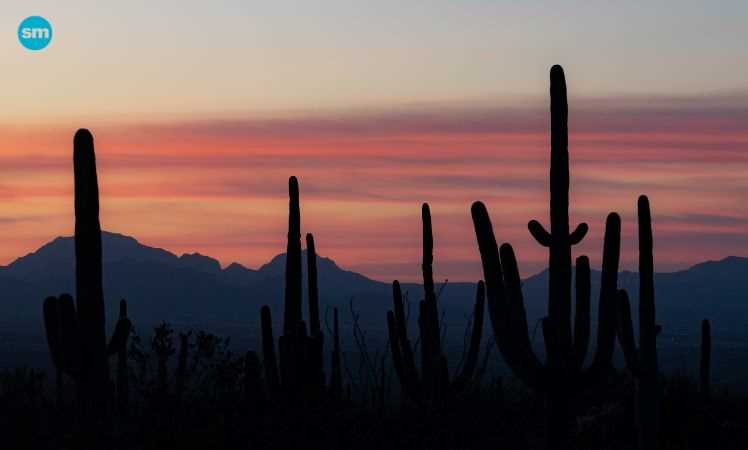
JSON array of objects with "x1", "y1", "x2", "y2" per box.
[{"x1": 6, "y1": 228, "x2": 746, "y2": 284}]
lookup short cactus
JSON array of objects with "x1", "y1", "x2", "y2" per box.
[{"x1": 388, "y1": 203, "x2": 485, "y2": 405}]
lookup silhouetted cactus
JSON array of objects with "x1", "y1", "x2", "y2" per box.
[
  {"x1": 700, "y1": 319, "x2": 711, "y2": 401},
  {"x1": 42, "y1": 130, "x2": 132, "y2": 419},
  {"x1": 329, "y1": 307, "x2": 343, "y2": 401},
  {"x1": 284, "y1": 176, "x2": 303, "y2": 335},
  {"x1": 615, "y1": 195, "x2": 660, "y2": 450},
  {"x1": 388, "y1": 203, "x2": 485, "y2": 405},
  {"x1": 471, "y1": 66, "x2": 620, "y2": 449},
  {"x1": 260, "y1": 177, "x2": 343, "y2": 402},
  {"x1": 260, "y1": 305, "x2": 280, "y2": 393},
  {"x1": 112, "y1": 299, "x2": 131, "y2": 414},
  {"x1": 73, "y1": 128, "x2": 108, "y2": 413},
  {"x1": 306, "y1": 233, "x2": 325, "y2": 392}
]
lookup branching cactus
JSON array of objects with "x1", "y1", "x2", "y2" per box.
[
  {"x1": 260, "y1": 177, "x2": 343, "y2": 402},
  {"x1": 471, "y1": 66, "x2": 620, "y2": 450},
  {"x1": 42, "y1": 129, "x2": 132, "y2": 418},
  {"x1": 388, "y1": 203, "x2": 485, "y2": 405},
  {"x1": 615, "y1": 195, "x2": 661, "y2": 450}
]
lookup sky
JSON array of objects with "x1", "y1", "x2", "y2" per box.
[{"x1": 1, "y1": 1, "x2": 747, "y2": 282}]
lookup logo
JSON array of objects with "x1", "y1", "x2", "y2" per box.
[{"x1": 18, "y1": 16, "x2": 53, "y2": 51}]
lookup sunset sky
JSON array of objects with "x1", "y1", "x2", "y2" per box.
[{"x1": 1, "y1": 1, "x2": 747, "y2": 281}]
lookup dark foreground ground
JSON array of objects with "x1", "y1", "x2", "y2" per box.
[{"x1": 2, "y1": 365, "x2": 748, "y2": 450}]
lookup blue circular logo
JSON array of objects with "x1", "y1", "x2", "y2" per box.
[{"x1": 18, "y1": 16, "x2": 53, "y2": 51}]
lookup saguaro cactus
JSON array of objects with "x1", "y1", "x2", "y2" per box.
[
  {"x1": 388, "y1": 203, "x2": 485, "y2": 405},
  {"x1": 111, "y1": 299, "x2": 131, "y2": 414},
  {"x1": 700, "y1": 319, "x2": 711, "y2": 401},
  {"x1": 260, "y1": 177, "x2": 342, "y2": 402},
  {"x1": 284, "y1": 176, "x2": 303, "y2": 336},
  {"x1": 615, "y1": 195, "x2": 660, "y2": 450},
  {"x1": 471, "y1": 66, "x2": 620, "y2": 449},
  {"x1": 74, "y1": 128, "x2": 109, "y2": 410},
  {"x1": 42, "y1": 130, "x2": 131, "y2": 417}
]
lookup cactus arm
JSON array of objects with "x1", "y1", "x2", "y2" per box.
[
  {"x1": 260, "y1": 305, "x2": 280, "y2": 392},
  {"x1": 283, "y1": 176, "x2": 303, "y2": 336},
  {"x1": 528, "y1": 220, "x2": 552, "y2": 247},
  {"x1": 452, "y1": 281, "x2": 485, "y2": 390},
  {"x1": 472, "y1": 202, "x2": 544, "y2": 390},
  {"x1": 572, "y1": 256, "x2": 590, "y2": 370},
  {"x1": 306, "y1": 233, "x2": 321, "y2": 337},
  {"x1": 498, "y1": 243, "x2": 546, "y2": 382},
  {"x1": 569, "y1": 223, "x2": 589, "y2": 245},
  {"x1": 700, "y1": 319, "x2": 711, "y2": 400}
]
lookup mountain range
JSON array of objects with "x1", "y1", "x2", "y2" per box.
[{"x1": 1, "y1": 232, "x2": 747, "y2": 382}]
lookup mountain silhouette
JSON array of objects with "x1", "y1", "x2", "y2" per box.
[{"x1": 2, "y1": 231, "x2": 747, "y2": 379}]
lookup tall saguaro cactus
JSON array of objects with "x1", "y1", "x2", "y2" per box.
[
  {"x1": 615, "y1": 195, "x2": 660, "y2": 450},
  {"x1": 527, "y1": 64, "x2": 590, "y2": 357},
  {"x1": 388, "y1": 203, "x2": 485, "y2": 405},
  {"x1": 471, "y1": 66, "x2": 620, "y2": 449},
  {"x1": 74, "y1": 129, "x2": 109, "y2": 409},
  {"x1": 42, "y1": 129, "x2": 132, "y2": 418},
  {"x1": 284, "y1": 176, "x2": 303, "y2": 336}
]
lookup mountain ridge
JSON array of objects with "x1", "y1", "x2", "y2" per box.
[{"x1": 1, "y1": 231, "x2": 747, "y2": 337}]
